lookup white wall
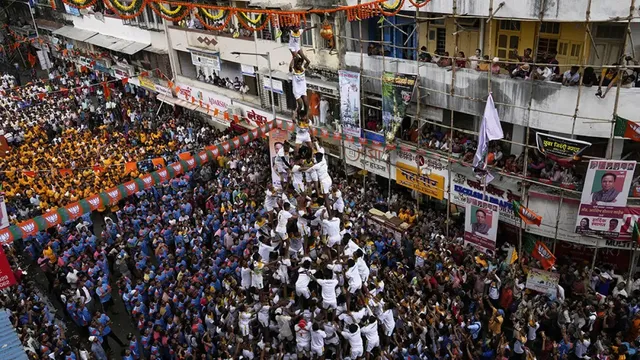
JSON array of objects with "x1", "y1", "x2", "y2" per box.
[
  {"x1": 344, "y1": 0, "x2": 637, "y2": 22},
  {"x1": 167, "y1": 26, "x2": 340, "y2": 76},
  {"x1": 345, "y1": 51, "x2": 637, "y2": 138},
  {"x1": 64, "y1": 13, "x2": 168, "y2": 50}
]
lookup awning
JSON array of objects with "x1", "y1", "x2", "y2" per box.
[
  {"x1": 84, "y1": 34, "x2": 150, "y2": 55},
  {"x1": 0, "y1": 310, "x2": 29, "y2": 360},
  {"x1": 157, "y1": 94, "x2": 198, "y2": 111},
  {"x1": 144, "y1": 46, "x2": 168, "y2": 55},
  {"x1": 52, "y1": 26, "x2": 97, "y2": 42}
]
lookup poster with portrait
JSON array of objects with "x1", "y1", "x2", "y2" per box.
[
  {"x1": 268, "y1": 129, "x2": 290, "y2": 190},
  {"x1": 381, "y1": 72, "x2": 417, "y2": 143},
  {"x1": 464, "y1": 197, "x2": 499, "y2": 254},
  {"x1": 575, "y1": 160, "x2": 635, "y2": 237},
  {"x1": 339, "y1": 70, "x2": 361, "y2": 138},
  {"x1": 0, "y1": 194, "x2": 8, "y2": 229}
]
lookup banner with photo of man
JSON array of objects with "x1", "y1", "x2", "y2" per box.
[
  {"x1": 464, "y1": 197, "x2": 499, "y2": 254},
  {"x1": 268, "y1": 129, "x2": 290, "y2": 190},
  {"x1": 575, "y1": 160, "x2": 635, "y2": 237},
  {"x1": 339, "y1": 70, "x2": 361, "y2": 138},
  {"x1": 536, "y1": 133, "x2": 591, "y2": 162},
  {"x1": 381, "y1": 72, "x2": 417, "y2": 143}
]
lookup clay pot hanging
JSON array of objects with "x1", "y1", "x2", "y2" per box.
[{"x1": 320, "y1": 20, "x2": 334, "y2": 41}]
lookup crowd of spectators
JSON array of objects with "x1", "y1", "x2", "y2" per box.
[
  {"x1": 0, "y1": 62, "x2": 231, "y2": 223},
  {"x1": 196, "y1": 70, "x2": 250, "y2": 94}
]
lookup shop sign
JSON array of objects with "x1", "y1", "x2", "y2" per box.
[
  {"x1": 344, "y1": 142, "x2": 391, "y2": 178},
  {"x1": 450, "y1": 172, "x2": 520, "y2": 225}
]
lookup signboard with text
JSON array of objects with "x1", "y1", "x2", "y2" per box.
[
  {"x1": 344, "y1": 143, "x2": 392, "y2": 179},
  {"x1": 395, "y1": 163, "x2": 445, "y2": 200},
  {"x1": 464, "y1": 197, "x2": 499, "y2": 254},
  {"x1": 450, "y1": 172, "x2": 520, "y2": 225}
]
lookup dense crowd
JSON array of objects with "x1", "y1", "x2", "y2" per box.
[
  {"x1": 0, "y1": 61, "x2": 637, "y2": 360},
  {"x1": 0, "y1": 63, "x2": 230, "y2": 222}
]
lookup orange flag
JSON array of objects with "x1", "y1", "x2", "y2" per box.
[
  {"x1": 214, "y1": 108, "x2": 219, "y2": 116},
  {"x1": 224, "y1": 112, "x2": 230, "y2": 121},
  {"x1": 124, "y1": 162, "x2": 137, "y2": 174},
  {"x1": 152, "y1": 158, "x2": 166, "y2": 169},
  {"x1": 531, "y1": 241, "x2": 556, "y2": 270},
  {"x1": 23, "y1": 170, "x2": 36, "y2": 178},
  {"x1": 92, "y1": 165, "x2": 105, "y2": 173},
  {"x1": 233, "y1": 114, "x2": 239, "y2": 123},
  {"x1": 121, "y1": 77, "x2": 128, "y2": 85},
  {"x1": 58, "y1": 168, "x2": 72, "y2": 177},
  {"x1": 27, "y1": 53, "x2": 36, "y2": 68},
  {"x1": 178, "y1": 152, "x2": 192, "y2": 161}
]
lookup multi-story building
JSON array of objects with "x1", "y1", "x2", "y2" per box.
[{"x1": 27, "y1": 0, "x2": 640, "y2": 269}]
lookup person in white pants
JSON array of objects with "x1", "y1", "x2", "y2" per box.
[
  {"x1": 361, "y1": 316, "x2": 380, "y2": 352},
  {"x1": 341, "y1": 323, "x2": 364, "y2": 359},
  {"x1": 310, "y1": 322, "x2": 327, "y2": 357}
]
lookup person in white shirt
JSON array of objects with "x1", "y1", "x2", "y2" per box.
[
  {"x1": 310, "y1": 322, "x2": 327, "y2": 357},
  {"x1": 361, "y1": 316, "x2": 380, "y2": 352},
  {"x1": 330, "y1": 186, "x2": 345, "y2": 215},
  {"x1": 239, "y1": 261, "x2": 252, "y2": 290},
  {"x1": 295, "y1": 259, "x2": 315, "y2": 299},
  {"x1": 314, "y1": 269, "x2": 339, "y2": 309},
  {"x1": 238, "y1": 305, "x2": 254, "y2": 336},
  {"x1": 342, "y1": 234, "x2": 362, "y2": 258},
  {"x1": 321, "y1": 209, "x2": 342, "y2": 247},
  {"x1": 354, "y1": 250, "x2": 370, "y2": 284},
  {"x1": 345, "y1": 258, "x2": 363, "y2": 294},
  {"x1": 295, "y1": 318, "x2": 311, "y2": 356},
  {"x1": 469, "y1": 48, "x2": 481, "y2": 70},
  {"x1": 341, "y1": 323, "x2": 364, "y2": 359},
  {"x1": 288, "y1": 24, "x2": 312, "y2": 69},
  {"x1": 290, "y1": 158, "x2": 306, "y2": 194},
  {"x1": 311, "y1": 151, "x2": 332, "y2": 196},
  {"x1": 276, "y1": 202, "x2": 296, "y2": 240},
  {"x1": 378, "y1": 304, "x2": 396, "y2": 337},
  {"x1": 275, "y1": 308, "x2": 294, "y2": 342}
]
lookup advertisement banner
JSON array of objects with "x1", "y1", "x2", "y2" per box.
[
  {"x1": 575, "y1": 160, "x2": 635, "y2": 237},
  {"x1": 464, "y1": 197, "x2": 499, "y2": 254},
  {"x1": 450, "y1": 171, "x2": 520, "y2": 225},
  {"x1": 176, "y1": 83, "x2": 231, "y2": 113},
  {"x1": 344, "y1": 143, "x2": 392, "y2": 178},
  {"x1": 269, "y1": 129, "x2": 290, "y2": 189},
  {"x1": 381, "y1": 72, "x2": 417, "y2": 142},
  {"x1": 525, "y1": 268, "x2": 560, "y2": 296},
  {"x1": 536, "y1": 133, "x2": 591, "y2": 159},
  {"x1": 338, "y1": 70, "x2": 361, "y2": 138},
  {"x1": 0, "y1": 195, "x2": 8, "y2": 230},
  {"x1": 395, "y1": 163, "x2": 445, "y2": 200}
]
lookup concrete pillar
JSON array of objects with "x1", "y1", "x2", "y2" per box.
[
  {"x1": 607, "y1": 137, "x2": 625, "y2": 160},
  {"x1": 511, "y1": 124, "x2": 526, "y2": 156}
]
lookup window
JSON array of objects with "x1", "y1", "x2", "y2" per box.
[
  {"x1": 500, "y1": 20, "x2": 521, "y2": 31},
  {"x1": 301, "y1": 21, "x2": 313, "y2": 47},
  {"x1": 429, "y1": 28, "x2": 446, "y2": 53},
  {"x1": 595, "y1": 24, "x2": 626, "y2": 39},
  {"x1": 497, "y1": 34, "x2": 519, "y2": 59},
  {"x1": 257, "y1": 16, "x2": 277, "y2": 41},
  {"x1": 540, "y1": 22, "x2": 560, "y2": 34},
  {"x1": 123, "y1": 7, "x2": 161, "y2": 30},
  {"x1": 537, "y1": 38, "x2": 558, "y2": 57}
]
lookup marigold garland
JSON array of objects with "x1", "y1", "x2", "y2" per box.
[
  {"x1": 108, "y1": 0, "x2": 144, "y2": 13},
  {"x1": 60, "y1": 0, "x2": 404, "y2": 30},
  {"x1": 407, "y1": 0, "x2": 431, "y2": 8},
  {"x1": 194, "y1": 11, "x2": 233, "y2": 32},
  {"x1": 148, "y1": 2, "x2": 191, "y2": 21},
  {"x1": 61, "y1": 0, "x2": 97, "y2": 9}
]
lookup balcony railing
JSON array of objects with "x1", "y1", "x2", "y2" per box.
[
  {"x1": 168, "y1": 24, "x2": 255, "y2": 42},
  {"x1": 346, "y1": 52, "x2": 640, "y2": 139}
]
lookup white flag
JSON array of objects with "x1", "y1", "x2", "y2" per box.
[{"x1": 473, "y1": 94, "x2": 503, "y2": 171}]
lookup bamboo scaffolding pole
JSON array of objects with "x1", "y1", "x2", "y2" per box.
[
  {"x1": 358, "y1": 0, "x2": 366, "y2": 193},
  {"x1": 414, "y1": 3, "x2": 422, "y2": 212},
  {"x1": 552, "y1": 190, "x2": 564, "y2": 253},
  {"x1": 446, "y1": 0, "x2": 459, "y2": 238},
  {"x1": 570, "y1": 0, "x2": 593, "y2": 137}
]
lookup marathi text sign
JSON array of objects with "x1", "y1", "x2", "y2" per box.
[
  {"x1": 576, "y1": 160, "x2": 635, "y2": 237},
  {"x1": 395, "y1": 163, "x2": 445, "y2": 200},
  {"x1": 536, "y1": 133, "x2": 591, "y2": 159},
  {"x1": 464, "y1": 197, "x2": 499, "y2": 254},
  {"x1": 525, "y1": 268, "x2": 560, "y2": 296},
  {"x1": 344, "y1": 143, "x2": 392, "y2": 179},
  {"x1": 0, "y1": 246, "x2": 16, "y2": 291},
  {"x1": 339, "y1": 70, "x2": 361, "y2": 138}
]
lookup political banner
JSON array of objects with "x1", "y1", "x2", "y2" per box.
[
  {"x1": 0, "y1": 245, "x2": 15, "y2": 290},
  {"x1": 536, "y1": 133, "x2": 591, "y2": 160},
  {"x1": 381, "y1": 72, "x2": 417, "y2": 143},
  {"x1": 525, "y1": 268, "x2": 560, "y2": 296},
  {"x1": 339, "y1": 70, "x2": 361, "y2": 138},
  {"x1": 576, "y1": 160, "x2": 635, "y2": 237},
  {"x1": 531, "y1": 241, "x2": 556, "y2": 270},
  {"x1": 0, "y1": 195, "x2": 8, "y2": 230},
  {"x1": 268, "y1": 129, "x2": 290, "y2": 190},
  {"x1": 464, "y1": 197, "x2": 499, "y2": 254},
  {"x1": 395, "y1": 163, "x2": 445, "y2": 200}
]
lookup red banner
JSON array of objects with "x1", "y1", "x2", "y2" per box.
[{"x1": 0, "y1": 246, "x2": 16, "y2": 290}]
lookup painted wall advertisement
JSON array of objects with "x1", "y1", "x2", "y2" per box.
[
  {"x1": 449, "y1": 172, "x2": 520, "y2": 225},
  {"x1": 575, "y1": 160, "x2": 635, "y2": 237},
  {"x1": 268, "y1": 129, "x2": 290, "y2": 190},
  {"x1": 344, "y1": 142, "x2": 392, "y2": 179},
  {"x1": 338, "y1": 70, "x2": 361, "y2": 138},
  {"x1": 464, "y1": 197, "x2": 499, "y2": 254},
  {"x1": 175, "y1": 83, "x2": 231, "y2": 114}
]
